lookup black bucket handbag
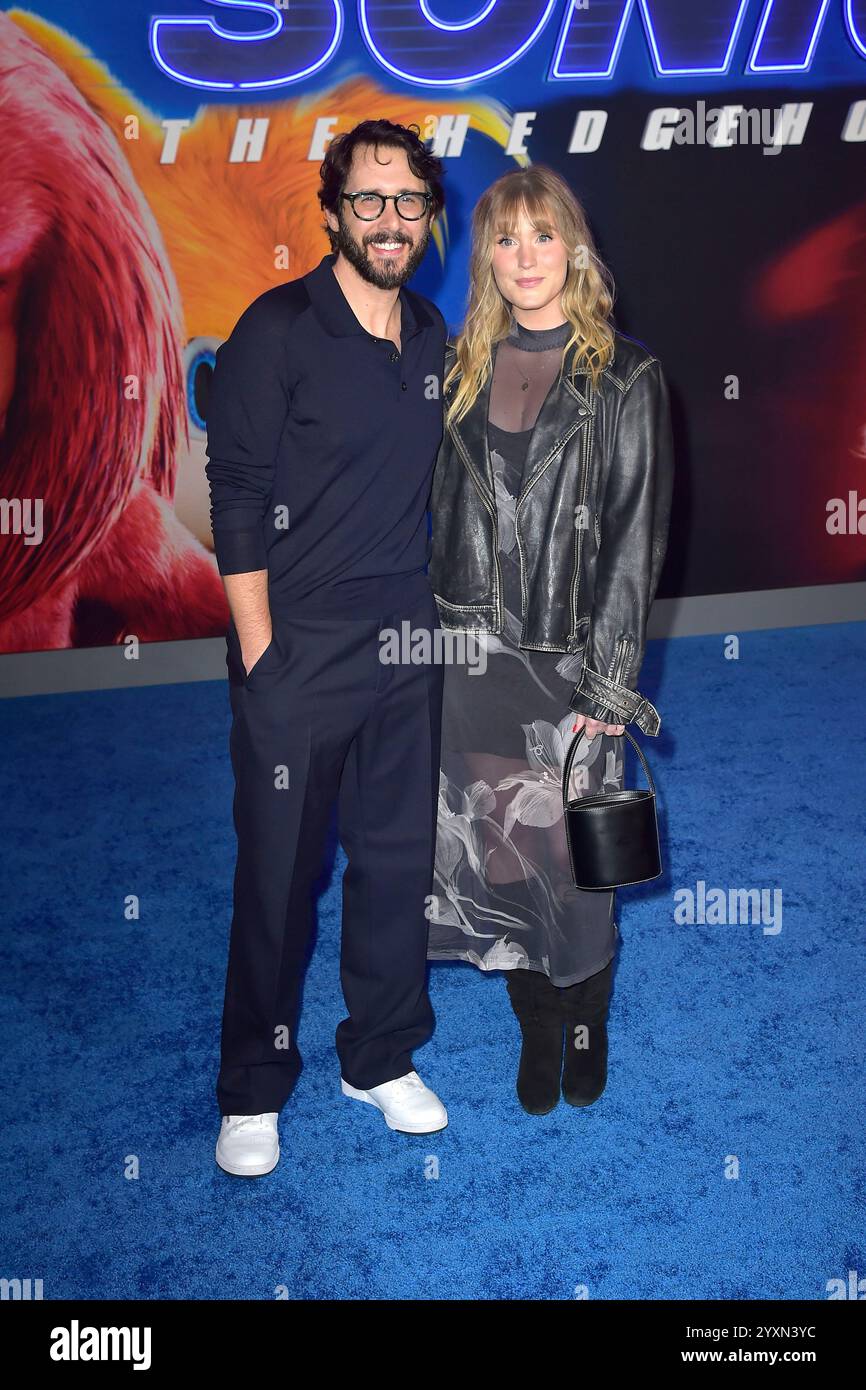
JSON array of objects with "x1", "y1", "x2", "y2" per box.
[{"x1": 561, "y1": 725, "x2": 662, "y2": 891}]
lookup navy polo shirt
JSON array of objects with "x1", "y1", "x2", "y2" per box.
[{"x1": 205, "y1": 251, "x2": 446, "y2": 616}]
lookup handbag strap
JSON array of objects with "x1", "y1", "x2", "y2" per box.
[{"x1": 561, "y1": 722, "x2": 657, "y2": 810}]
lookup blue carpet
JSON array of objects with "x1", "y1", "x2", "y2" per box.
[{"x1": 1, "y1": 621, "x2": 863, "y2": 1300}]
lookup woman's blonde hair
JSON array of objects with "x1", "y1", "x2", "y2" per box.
[{"x1": 444, "y1": 166, "x2": 616, "y2": 427}]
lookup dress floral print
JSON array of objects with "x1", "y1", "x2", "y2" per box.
[{"x1": 427, "y1": 319, "x2": 625, "y2": 987}]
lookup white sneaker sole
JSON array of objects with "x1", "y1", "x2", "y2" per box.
[
  {"x1": 341, "y1": 1079, "x2": 448, "y2": 1134},
  {"x1": 215, "y1": 1143, "x2": 280, "y2": 1177}
]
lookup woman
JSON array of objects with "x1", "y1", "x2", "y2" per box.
[{"x1": 427, "y1": 167, "x2": 675, "y2": 1115}]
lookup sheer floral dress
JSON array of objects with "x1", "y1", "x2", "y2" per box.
[{"x1": 427, "y1": 317, "x2": 625, "y2": 987}]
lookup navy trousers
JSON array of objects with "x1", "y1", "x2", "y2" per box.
[{"x1": 216, "y1": 582, "x2": 444, "y2": 1116}]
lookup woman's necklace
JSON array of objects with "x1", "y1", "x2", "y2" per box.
[{"x1": 507, "y1": 316, "x2": 572, "y2": 390}]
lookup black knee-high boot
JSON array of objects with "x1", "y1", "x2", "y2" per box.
[
  {"x1": 504, "y1": 968, "x2": 564, "y2": 1115},
  {"x1": 558, "y1": 959, "x2": 613, "y2": 1107}
]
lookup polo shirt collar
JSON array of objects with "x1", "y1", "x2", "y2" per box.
[{"x1": 305, "y1": 251, "x2": 427, "y2": 340}]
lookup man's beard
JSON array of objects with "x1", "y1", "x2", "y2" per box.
[{"x1": 333, "y1": 212, "x2": 431, "y2": 289}]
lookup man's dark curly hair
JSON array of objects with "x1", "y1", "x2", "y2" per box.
[{"x1": 318, "y1": 119, "x2": 445, "y2": 251}]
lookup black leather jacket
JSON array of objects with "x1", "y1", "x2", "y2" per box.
[{"x1": 429, "y1": 331, "x2": 675, "y2": 735}]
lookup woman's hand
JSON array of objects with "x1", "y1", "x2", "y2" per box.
[{"x1": 571, "y1": 712, "x2": 625, "y2": 739}]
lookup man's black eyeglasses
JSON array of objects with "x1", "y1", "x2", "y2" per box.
[{"x1": 340, "y1": 191, "x2": 433, "y2": 222}]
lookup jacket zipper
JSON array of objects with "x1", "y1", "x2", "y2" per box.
[
  {"x1": 611, "y1": 635, "x2": 633, "y2": 686},
  {"x1": 571, "y1": 419, "x2": 591, "y2": 642}
]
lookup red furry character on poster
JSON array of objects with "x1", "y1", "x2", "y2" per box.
[{"x1": 0, "y1": 14, "x2": 228, "y2": 653}]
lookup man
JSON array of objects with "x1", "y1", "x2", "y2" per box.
[{"x1": 205, "y1": 120, "x2": 448, "y2": 1177}]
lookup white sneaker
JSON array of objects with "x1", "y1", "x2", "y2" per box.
[
  {"x1": 215, "y1": 1112, "x2": 280, "y2": 1176},
  {"x1": 341, "y1": 1070, "x2": 448, "y2": 1134}
]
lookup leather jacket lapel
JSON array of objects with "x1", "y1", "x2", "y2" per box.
[
  {"x1": 446, "y1": 347, "x2": 595, "y2": 508},
  {"x1": 517, "y1": 372, "x2": 594, "y2": 505}
]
